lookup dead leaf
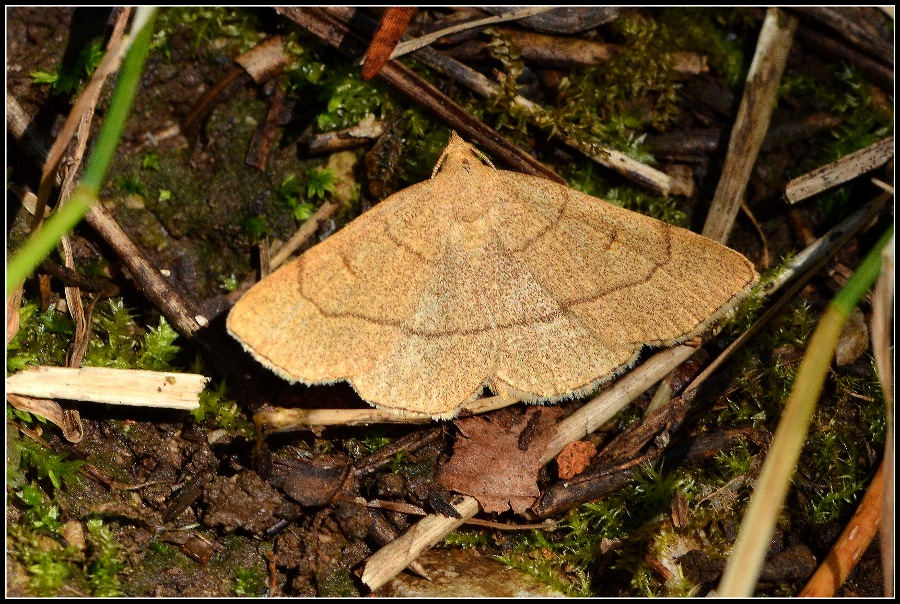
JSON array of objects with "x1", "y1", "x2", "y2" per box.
[{"x1": 437, "y1": 407, "x2": 562, "y2": 514}]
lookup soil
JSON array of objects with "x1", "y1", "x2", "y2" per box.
[{"x1": 6, "y1": 7, "x2": 892, "y2": 597}]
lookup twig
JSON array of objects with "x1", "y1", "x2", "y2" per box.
[
  {"x1": 791, "y1": 7, "x2": 893, "y2": 65},
  {"x1": 354, "y1": 428, "x2": 443, "y2": 478},
  {"x1": 784, "y1": 136, "x2": 894, "y2": 204},
  {"x1": 358, "y1": 497, "x2": 556, "y2": 530},
  {"x1": 870, "y1": 178, "x2": 893, "y2": 194},
  {"x1": 269, "y1": 201, "x2": 339, "y2": 270},
  {"x1": 388, "y1": 7, "x2": 554, "y2": 60},
  {"x1": 702, "y1": 8, "x2": 797, "y2": 243},
  {"x1": 6, "y1": 366, "x2": 208, "y2": 410},
  {"x1": 758, "y1": 193, "x2": 890, "y2": 298},
  {"x1": 361, "y1": 495, "x2": 480, "y2": 591},
  {"x1": 233, "y1": 35, "x2": 289, "y2": 83},
  {"x1": 84, "y1": 203, "x2": 207, "y2": 338},
  {"x1": 452, "y1": 26, "x2": 706, "y2": 74},
  {"x1": 542, "y1": 345, "x2": 699, "y2": 465},
  {"x1": 255, "y1": 393, "x2": 519, "y2": 433},
  {"x1": 31, "y1": 8, "x2": 132, "y2": 232},
  {"x1": 257, "y1": 407, "x2": 432, "y2": 432},
  {"x1": 366, "y1": 507, "x2": 431, "y2": 579},
  {"x1": 740, "y1": 200, "x2": 770, "y2": 268},
  {"x1": 300, "y1": 117, "x2": 386, "y2": 156}
]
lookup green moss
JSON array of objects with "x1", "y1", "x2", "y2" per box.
[
  {"x1": 8, "y1": 297, "x2": 184, "y2": 374},
  {"x1": 232, "y1": 567, "x2": 267, "y2": 596},
  {"x1": 397, "y1": 110, "x2": 452, "y2": 184},
  {"x1": 493, "y1": 504, "x2": 611, "y2": 596},
  {"x1": 84, "y1": 518, "x2": 125, "y2": 596},
  {"x1": 82, "y1": 299, "x2": 183, "y2": 371},
  {"x1": 795, "y1": 362, "x2": 885, "y2": 529},
  {"x1": 658, "y1": 8, "x2": 757, "y2": 89},
  {"x1": 17, "y1": 439, "x2": 84, "y2": 492},
  {"x1": 275, "y1": 168, "x2": 336, "y2": 223},
  {"x1": 6, "y1": 301, "x2": 74, "y2": 372},
  {"x1": 146, "y1": 541, "x2": 181, "y2": 565},
  {"x1": 191, "y1": 378, "x2": 252, "y2": 435},
  {"x1": 548, "y1": 14, "x2": 683, "y2": 156},
  {"x1": 304, "y1": 66, "x2": 395, "y2": 132},
  {"x1": 316, "y1": 568, "x2": 358, "y2": 597},
  {"x1": 306, "y1": 167, "x2": 337, "y2": 200},
  {"x1": 479, "y1": 28, "x2": 532, "y2": 144},
  {"x1": 8, "y1": 485, "x2": 127, "y2": 596},
  {"x1": 154, "y1": 7, "x2": 265, "y2": 58},
  {"x1": 30, "y1": 39, "x2": 104, "y2": 96},
  {"x1": 442, "y1": 529, "x2": 490, "y2": 549}
]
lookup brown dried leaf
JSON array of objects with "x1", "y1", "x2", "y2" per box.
[{"x1": 437, "y1": 407, "x2": 562, "y2": 514}]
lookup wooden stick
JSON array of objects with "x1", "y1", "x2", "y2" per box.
[
  {"x1": 6, "y1": 366, "x2": 207, "y2": 410},
  {"x1": 234, "y1": 35, "x2": 289, "y2": 83},
  {"x1": 792, "y1": 7, "x2": 893, "y2": 65},
  {"x1": 361, "y1": 495, "x2": 480, "y2": 591},
  {"x1": 387, "y1": 7, "x2": 554, "y2": 60},
  {"x1": 784, "y1": 136, "x2": 894, "y2": 204},
  {"x1": 542, "y1": 345, "x2": 698, "y2": 465},
  {"x1": 702, "y1": 8, "x2": 797, "y2": 243},
  {"x1": 255, "y1": 394, "x2": 521, "y2": 432},
  {"x1": 456, "y1": 26, "x2": 706, "y2": 74},
  {"x1": 257, "y1": 407, "x2": 432, "y2": 431},
  {"x1": 269, "y1": 201, "x2": 339, "y2": 270},
  {"x1": 84, "y1": 203, "x2": 207, "y2": 338}
]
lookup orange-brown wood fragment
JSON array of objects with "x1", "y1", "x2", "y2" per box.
[{"x1": 361, "y1": 8, "x2": 416, "y2": 80}]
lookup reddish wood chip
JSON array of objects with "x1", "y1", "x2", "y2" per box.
[{"x1": 555, "y1": 440, "x2": 597, "y2": 480}]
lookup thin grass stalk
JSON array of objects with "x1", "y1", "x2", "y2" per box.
[
  {"x1": 718, "y1": 226, "x2": 893, "y2": 596},
  {"x1": 6, "y1": 9, "x2": 158, "y2": 295}
]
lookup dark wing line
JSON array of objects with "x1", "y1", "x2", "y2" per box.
[{"x1": 296, "y1": 220, "x2": 677, "y2": 341}]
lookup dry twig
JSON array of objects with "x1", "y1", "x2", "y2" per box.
[
  {"x1": 6, "y1": 366, "x2": 208, "y2": 410},
  {"x1": 784, "y1": 136, "x2": 894, "y2": 204},
  {"x1": 702, "y1": 8, "x2": 797, "y2": 243}
]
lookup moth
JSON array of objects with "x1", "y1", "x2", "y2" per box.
[{"x1": 228, "y1": 133, "x2": 758, "y2": 418}]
